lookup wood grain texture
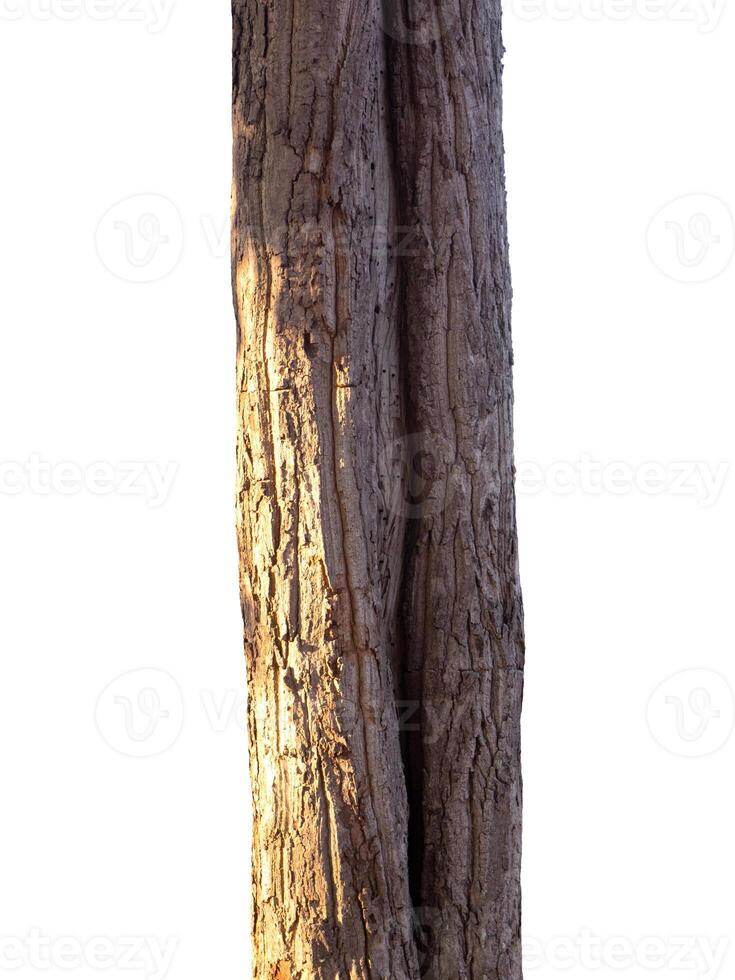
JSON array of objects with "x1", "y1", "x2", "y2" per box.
[{"x1": 232, "y1": 0, "x2": 523, "y2": 975}]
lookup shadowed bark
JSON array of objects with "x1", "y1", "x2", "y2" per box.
[{"x1": 232, "y1": 0, "x2": 523, "y2": 975}]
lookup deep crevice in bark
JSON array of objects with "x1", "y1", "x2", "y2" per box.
[{"x1": 379, "y1": 3, "x2": 426, "y2": 929}]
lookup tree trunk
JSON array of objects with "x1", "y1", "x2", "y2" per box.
[{"x1": 232, "y1": 0, "x2": 524, "y2": 975}]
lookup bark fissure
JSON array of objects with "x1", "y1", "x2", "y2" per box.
[{"x1": 233, "y1": 0, "x2": 523, "y2": 975}]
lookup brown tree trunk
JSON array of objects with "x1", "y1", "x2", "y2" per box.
[{"x1": 232, "y1": 0, "x2": 524, "y2": 975}]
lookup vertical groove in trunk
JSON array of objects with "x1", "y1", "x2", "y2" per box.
[
  {"x1": 233, "y1": 0, "x2": 523, "y2": 975},
  {"x1": 386, "y1": 2, "x2": 524, "y2": 976}
]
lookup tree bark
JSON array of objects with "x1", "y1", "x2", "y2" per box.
[{"x1": 232, "y1": 0, "x2": 524, "y2": 975}]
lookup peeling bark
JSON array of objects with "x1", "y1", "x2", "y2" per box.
[{"x1": 232, "y1": 0, "x2": 523, "y2": 976}]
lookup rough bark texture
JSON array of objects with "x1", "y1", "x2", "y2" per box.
[{"x1": 232, "y1": 0, "x2": 523, "y2": 975}]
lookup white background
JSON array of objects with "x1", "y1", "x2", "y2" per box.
[{"x1": 0, "y1": 1, "x2": 733, "y2": 978}]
